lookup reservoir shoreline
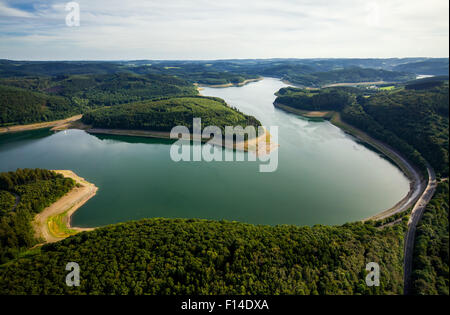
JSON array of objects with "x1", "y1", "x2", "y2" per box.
[
  {"x1": 196, "y1": 77, "x2": 263, "y2": 89},
  {"x1": 273, "y1": 101, "x2": 425, "y2": 221},
  {"x1": 0, "y1": 115, "x2": 82, "y2": 134},
  {"x1": 1, "y1": 78, "x2": 413, "y2": 226},
  {"x1": 87, "y1": 127, "x2": 278, "y2": 155}
]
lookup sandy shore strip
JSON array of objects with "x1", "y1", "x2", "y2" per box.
[
  {"x1": 88, "y1": 127, "x2": 278, "y2": 155},
  {"x1": 274, "y1": 102, "x2": 334, "y2": 119},
  {"x1": 33, "y1": 170, "x2": 98, "y2": 244},
  {"x1": 0, "y1": 115, "x2": 83, "y2": 134}
]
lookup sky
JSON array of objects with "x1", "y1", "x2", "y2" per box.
[{"x1": 0, "y1": 0, "x2": 448, "y2": 60}]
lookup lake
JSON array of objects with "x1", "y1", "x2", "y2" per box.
[{"x1": 0, "y1": 78, "x2": 410, "y2": 227}]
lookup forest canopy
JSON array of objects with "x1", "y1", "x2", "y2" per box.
[
  {"x1": 0, "y1": 217, "x2": 405, "y2": 295},
  {"x1": 82, "y1": 96, "x2": 261, "y2": 132}
]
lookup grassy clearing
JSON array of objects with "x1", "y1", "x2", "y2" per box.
[{"x1": 47, "y1": 207, "x2": 79, "y2": 239}]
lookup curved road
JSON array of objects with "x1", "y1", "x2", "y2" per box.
[{"x1": 403, "y1": 163, "x2": 437, "y2": 295}]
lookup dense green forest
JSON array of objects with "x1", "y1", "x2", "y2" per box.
[
  {"x1": 0, "y1": 169, "x2": 75, "y2": 263},
  {"x1": 0, "y1": 191, "x2": 15, "y2": 216},
  {"x1": 274, "y1": 87, "x2": 355, "y2": 111},
  {"x1": 275, "y1": 82, "x2": 449, "y2": 177},
  {"x1": 393, "y1": 60, "x2": 449, "y2": 76},
  {"x1": 405, "y1": 76, "x2": 449, "y2": 90},
  {"x1": 0, "y1": 85, "x2": 80, "y2": 125},
  {"x1": 283, "y1": 67, "x2": 415, "y2": 87},
  {"x1": 0, "y1": 73, "x2": 198, "y2": 126},
  {"x1": 82, "y1": 96, "x2": 261, "y2": 133},
  {"x1": 0, "y1": 217, "x2": 405, "y2": 295},
  {"x1": 341, "y1": 101, "x2": 428, "y2": 174},
  {"x1": 43, "y1": 73, "x2": 197, "y2": 106},
  {"x1": 130, "y1": 64, "x2": 260, "y2": 86},
  {"x1": 412, "y1": 182, "x2": 449, "y2": 295},
  {"x1": 360, "y1": 84, "x2": 449, "y2": 176}
]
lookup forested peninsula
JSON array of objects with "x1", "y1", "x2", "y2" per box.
[{"x1": 81, "y1": 96, "x2": 261, "y2": 133}]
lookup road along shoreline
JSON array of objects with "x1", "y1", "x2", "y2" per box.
[
  {"x1": 32, "y1": 170, "x2": 98, "y2": 244},
  {"x1": 403, "y1": 164, "x2": 437, "y2": 294}
]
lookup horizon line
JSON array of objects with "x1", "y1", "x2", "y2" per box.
[{"x1": 1, "y1": 56, "x2": 449, "y2": 62}]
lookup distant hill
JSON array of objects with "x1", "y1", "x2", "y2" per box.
[
  {"x1": 0, "y1": 60, "x2": 259, "y2": 86},
  {"x1": 283, "y1": 67, "x2": 415, "y2": 87},
  {"x1": 393, "y1": 59, "x2": 449, "y2": 76},
  {"x1": 2, "y1": 58, "x2": 448, "y2": 86},
  {"x1": 0, "y1": 60, "x2": 122, "y2": 77}
]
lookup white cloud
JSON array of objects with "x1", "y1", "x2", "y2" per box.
[
  {"x1": 0, "y1": 1, "x2": 34, "y2": 17},
  {"x1": 0, "y1": 0, "x2": 448, "y2": 60}
]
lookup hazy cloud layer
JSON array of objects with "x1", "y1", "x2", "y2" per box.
[{"x1": 0, "y1": 0, "x2": 448, "y2": 60}]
